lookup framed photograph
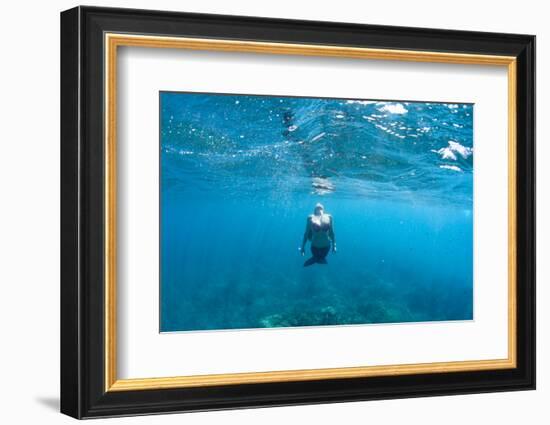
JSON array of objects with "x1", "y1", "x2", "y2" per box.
[{"x1": 60, "y1": 6, "x2": 535, "y2": 419}]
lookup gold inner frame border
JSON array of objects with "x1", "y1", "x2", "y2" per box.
[{"x1": 104, "y1": 33, "x2": 517, "y2": 392}]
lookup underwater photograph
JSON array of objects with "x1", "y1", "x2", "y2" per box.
[{"x1": 160, "y1": 91, "x2": 474, "y2": 332}]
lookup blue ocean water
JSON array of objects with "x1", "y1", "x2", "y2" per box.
[{"x1": 160, "y1": 92, "x2": 474, "y2": 332}]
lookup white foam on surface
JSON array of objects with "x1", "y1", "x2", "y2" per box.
[
  {"x1": 378, "y1": 103, "x2": 408, "y2": 114},
  {"x1": 440, "y1": 164, "x2": 463, "y2": 172},
  {"x1": 433, "y1": 140, "x2": 473, "y2": 161}
]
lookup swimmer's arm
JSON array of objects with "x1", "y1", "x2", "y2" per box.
[
  {"x1": 301, "y1": 217, "x2": 311, "y2": 252},
  {"x1": 329, "y1": 215, "x2": 337, "y2": 252}
]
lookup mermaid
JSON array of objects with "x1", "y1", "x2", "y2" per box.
[{"x1": 300, "y1": 203, "x2": 336, "y2": 267}]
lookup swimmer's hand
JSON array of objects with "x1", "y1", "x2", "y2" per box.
[
  {"x1": 332, "y1": 244, "x2": 337, "y2": 253},
  {"x1": 299, "y1": 247, "x2": 305, "y2": 256}
]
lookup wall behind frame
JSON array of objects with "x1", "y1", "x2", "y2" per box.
[{"x1": 0, "y1": 0, "x2": 543, "y2": 424}]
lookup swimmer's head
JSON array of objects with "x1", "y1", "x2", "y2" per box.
[{"x1": 313, "y1": 203, "x2": 324, "y2": 216}]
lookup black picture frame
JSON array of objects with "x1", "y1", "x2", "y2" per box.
[{"x1": 61, "y1": 5, "x2": 535, "y2": 419}]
